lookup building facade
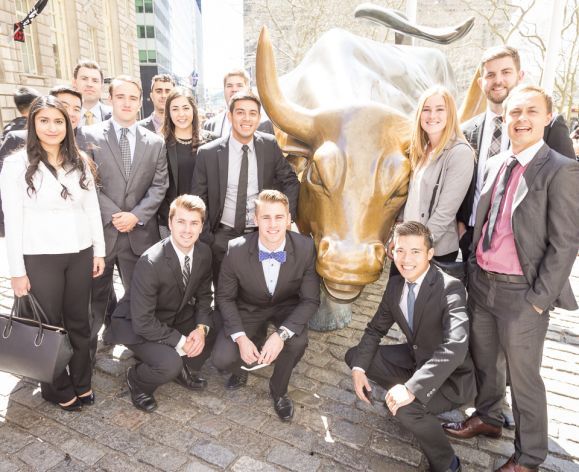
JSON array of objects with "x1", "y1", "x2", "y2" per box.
[{"x1": 0, "y1": 0, "x2": 139, "y2": 129}]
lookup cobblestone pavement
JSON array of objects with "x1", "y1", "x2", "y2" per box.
[{"x1": 1, "y1": 243, "x2": 578, "y2": 471}]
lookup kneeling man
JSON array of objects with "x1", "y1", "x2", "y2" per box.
[
  {"x1": 105, "y1": 195, "x2": 216, "y2": 412},
  {"x1": 213, "y1": 190, "x2": 320, "y2": 421},
  {"x1": 345, "y1": 222, "x2": 475, "y2": 472}
]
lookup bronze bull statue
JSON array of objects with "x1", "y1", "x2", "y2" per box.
[{"x1": 256, "y1": 8, "x2": 480, "y2": 329}]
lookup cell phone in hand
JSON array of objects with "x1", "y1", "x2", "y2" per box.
[{"x1": 362, "y1": 386, "x2": 374, "y2": 405}]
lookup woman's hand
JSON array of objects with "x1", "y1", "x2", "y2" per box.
[
  {"x1": 11, "y1": 275, "x2": 31, "y2": 297},
  {"x1": 93, "y1": 257, "x2": 105, "y2": 278}
]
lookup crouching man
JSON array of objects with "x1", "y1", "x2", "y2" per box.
[{"x1": 345, "y1": 222, "x2": 475, "y2": 472}]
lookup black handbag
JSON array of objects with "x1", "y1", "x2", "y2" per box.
[{"x1": 0, "y1": 294, "x2": 73, "y2": 383}]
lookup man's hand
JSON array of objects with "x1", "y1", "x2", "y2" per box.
[
  {"x1": 457, "y1": 221, "x2": 467, "y2": 239},
  {"x1": 385, "y1": 384, "x2": 415, "y2": 416},
  {"x1": 258, "y1": 332, "x2": 284, "y2": 365},
  {"x1": 93, "y1": 257, "x2": 105, "y2": 278},
  {"x1": 11, "y1": 275, "x2": 30, "y2": 297},
  {"x1": 236, "y1": 335, "x2": 260, "y2": 365},
  {"x1": 112, "y1": 212, "x2": 139, "y2": 232},
  {"x1": 183, "y1": 329, "x2": 205, "y2": 357},
  {"x1": 532, "y1": 304, "x2": 544, "y2": 314},
  {"x1": 352, "y1": 369, "x2": 373, "y2": 404}
]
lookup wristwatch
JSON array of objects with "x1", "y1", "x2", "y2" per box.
[
  {"x1": 196, "y1": 324, "x2": 209, "y2": 336},
  {"x1": 276, "y1": 327, "x2": 291, "y2": 342}
]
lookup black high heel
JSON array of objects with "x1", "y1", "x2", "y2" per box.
[
  {"x1": 78, "y1": 391, "x2": 95, "y2": 406},
  {"x1": 58, "y1": 397, "x2": 82, "y2": 412}
]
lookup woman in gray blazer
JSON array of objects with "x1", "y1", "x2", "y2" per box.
[{"x1": 403, "y1": 86, "x2": 474, "y2": 261}]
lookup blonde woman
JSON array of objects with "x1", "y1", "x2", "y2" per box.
[{"x1": 402, "y1": 86, "x2": 474, "y2": 262}]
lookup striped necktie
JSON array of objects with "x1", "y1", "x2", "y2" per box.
[{"x1": 183, "y1": 255, "x2": 191, "y2": 287}]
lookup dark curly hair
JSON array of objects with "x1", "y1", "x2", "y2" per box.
[
  {"x1": 161, "y1": 86, "x2": 203, "y2": 157},
  {"x1": 25, "y1": 95, "x2": 95, "y2": 198}
]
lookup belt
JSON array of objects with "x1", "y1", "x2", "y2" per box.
[
  {"x1": 218, "y1": 223, "x2": 257, "y2": 234},
  {"x1": 480, "y1": 268, "x2": 527, "y2": 284}
]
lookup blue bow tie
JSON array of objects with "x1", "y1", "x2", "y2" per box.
[{"x1": 258, "y1": 250, "x2": 287, "y2": 263}]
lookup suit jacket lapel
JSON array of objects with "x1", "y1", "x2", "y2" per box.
[
  {"x1": 248, "y1": 235, "x2": 271, "y2": 297},
  {"x1": 272, "y1": 233, "x2": 294, "y2": 298},
  {"x1": 254, "y1": 135, "x2": 264, "y2": 190},
  {"x1": 217, "y1": 140, "x2": 229, "y2": 212},
  {"x1": 164, "y1": 240, "x2": 185, "y2": 297},
  {"x1": 388, "y1": 277, "x2": 411, "y2": 338},
  {"x1": 104, "y1": 121, "x2": 128, "y2": 180},
  {"x1": 475, "y1": 115, "x2": 485, "y2": 154},
  {"x1": 512, "y1": 144, "x2": 549, "y2": 214},
  {"x1": 412, "y1": 266, "x2": 437, "y2": 334},
  {"x1": 127, "y1": 127, "x2": 147, "y2": 188},
  {"x1": 167, "y1": 142, "x2": 179, "y2": 190}
]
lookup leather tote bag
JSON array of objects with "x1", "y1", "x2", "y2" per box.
[{"x1": 0, "y1": 294, "x2": 73, "y2": 383}]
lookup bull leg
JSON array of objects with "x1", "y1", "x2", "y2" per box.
[{"x1": 308, "y1": 290, "x2": 353, "y2": 331}]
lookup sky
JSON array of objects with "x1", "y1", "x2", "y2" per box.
[{"x1": 202, "y1": 0, "x2": 244, "y2": 95}]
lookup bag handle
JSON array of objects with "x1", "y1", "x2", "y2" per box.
[{"x1": 4, "y1": 294, "x2": 51, "y2": 346}]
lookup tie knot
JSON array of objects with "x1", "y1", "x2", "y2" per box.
[
  {"x1": 121, "y1": 127, "x2": 129, "y2": 137},
  {"x1": 494, "y1": 115, "x2": 503, "y2": 124},
  {"x1": 85, "y1": 111, "x2": 93, "y2": 117},
  {"x1": 507, "y1": 156, "x2": 518, "y2": 168},
  {"x1": 184, "y1": 255, "x2": 190, "y2": 265},
  {"x1": 242, "y1": 144, "x2": 249, "y2": 153},
  {"x1": 407, "y1": 282, "x2": 416, "y2": 291}
]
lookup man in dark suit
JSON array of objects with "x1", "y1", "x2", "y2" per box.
[
  {"x1": 72, "y1": 60, "x2": 112, "y2": 126},
  {"x1": 346, "y1": 221, "x2": 474, "y2": 472},
  {"x1": 191, "y1": 91, "x2": 299, "y2": 285},
  {"x1": 1, "y1": 86, "x2": 40, "y2": 140},
  {"x1": 458, "y1": 46, "x2": 575, "y2": 262},
  {"x1": 203, "y1": 68, "x2": 274, "y2": 136},
  {"x1": 76, "y1": 75, "x2": 168, "y2": 365},
  {"x1": 138, "y1": 73, "x2": 175, "y2": 134},
  {"x1": 443, "y1": 85, "x2": 579, "y2": 472},
  {"x1": 104, "y1": 195, "x2": 215, "y2": 412},
  {"x1": 212, "y1": 190, "x2": 320, "y2": 421}
]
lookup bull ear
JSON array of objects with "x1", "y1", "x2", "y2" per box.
[
  {"x1": 275, "y1": 130, "x2": 312, "y2": 177},
  {"x1": 458, "y1": 69, "x2": 486, "y2": 123}
]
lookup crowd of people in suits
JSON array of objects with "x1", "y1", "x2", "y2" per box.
[{"x1": 1, "y1": 43, "x2": 579, "y2": 472}]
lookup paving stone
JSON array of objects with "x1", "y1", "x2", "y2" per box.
[
  {"x1": 190, "y1": 440, "x2": 237, "y2": 468},
  {"x1": 331, "y1": 418, "x2": 371, "y2": 447},
  {"x1": 94, "y1": 423, "x2": 151, "y2": 456},
  {"x1": 2, "y1": 403, "x2": 44, "y2": 429},
  {"x1": 542, "y1": 455, "x2": 579, "y2": 472},
  {"x1": 180, "y1": 458, "x2": 217, "y2": 471},
  {"x1": 48, "y1": 457, "x2": 89, "y2": 472},
  {"x1": 59, "y1": 436, "x2": 108, "y2": 465},
  {"x1": 9, "y1": 384, "x2": 45, "y2": 409},
  {"x1": 477, "y1": 437, "x2": 515, "y2": 457},
  {"x1": 291, "y1": 389, "x2": 324, "y2": 407},
  {"x1": 135, "y1": 444, "x2": 189, "y2": 471},
  {"x1": 0, "y1": 456, "x2": 27, "y2": 472},
  {"x1": 290, "y1": 374, "x2": 319, "y2": 391},
  {"x1": 0, "y1": 373, "x2": 26, "y2": 397},
  {"x1": 302, "y1": 350, "x2": 332, "y2": 368},
  {"x1": 311, "y1": 439, "x2": 367, "y2": 470},
  {"x1": 260, "y1": 417, "x2": 318, "y2": 450},
  {"x1": 93, "y1": 397, "x2": 151, "y2": 430},
  {"x1": 224, "y1": 405, "x2": 269, "y2": 429},
  {"x1": 318, "y1": 384, "x2": 357, "y2": 405},
  {"x1": 370, "y1": 433, "x2": 423, "y2": 467},
  {"x1": 139, "y1": 415, "x2": 201, "y2": 453},
  {"x1": 0, "y1": 423, "x2": 34, "y2": 453},
  {"x1": 94, "y1": 452, "x2": 159, "y2": 472},
  {"x1": 17, "y1": 441, "x2": 65, "y2": 472},
  {"x1": 267, "y1": 444, "x2": 321, "y2": 472},
  {"x1": 220, "y1": 425, "x2": 275, "y2": 456},
  {"x1": 189, "y1": 412, "x2": 234, "y2": 437},
  {"x1": 152, "y1": 393, "x2": 200, "y2": 424},
  {"x1": 231, "y1": 455, "x2": 280, "y2": 472},
  {"x1": 453, "y1": 443, "x2": 493, "y2": 468},
  {"x1": 96, "y1": 357, "x2": 128, "y2": 377}
]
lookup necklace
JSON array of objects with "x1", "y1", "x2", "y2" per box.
[{"x1": 175, "y1": 136, "x2": 193, "y2": 145}]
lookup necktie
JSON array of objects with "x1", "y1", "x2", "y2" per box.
[
  {"x1": 183, "y1": 255, "x2": 191, "y2": 287},
  {"x1": 482, "y1": 157, "x2": 518, "y2": 251},
  {"x1": 258, "y1": 250, "x2": 287, "y2": 264},
  {"x1": 406, "y1": 282, "x2": 416, "y2": 332},
  {"x1": 234, "y1": 144, "x2": 249, "y2": 231},
  {"x1": 487, "y1": 115, "x2": 502, "y2": 159},
  {"x1": 119, "y1": 128, "x2": 131, "y2": 177},
  {"x1": 84, "y1": 110, "x2": 94, "y2": 126}
]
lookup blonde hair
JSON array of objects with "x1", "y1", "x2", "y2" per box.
[
  {"x1": 254, "y1": 189, "x2": 289, "y2": 214},
  {"x1": 408, "y1": 86, "x2": 464, "y2": 170},
  {"x1": 503, "y1": 84, "x2": 553, "y2": 114},
  {"x1": 169, "y1": 195, "x2": 206, "y2": 222}
]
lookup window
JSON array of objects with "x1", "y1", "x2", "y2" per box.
[
  {"x1": 146, "y1": 26, "x2": 155, "y2": 38},
  {"x1": 14, "y1": 0, "x2": 38, "y2": 74},
  {"x1": 86, "y1": 27, "x2": 98, "y2": 61},
  {"x1": 137, "y1": 25, "x2": 145, "y2": 38},
  {"x1": 139, "y1": 49, "x2": 147, "y2": 62},
  {"x1": 144, "y1": 0, "x2": 153, "y2": 13},
  {"x1": 138, "y1": 50, "x2": 157, "y2": 64},
  {"x1": 49, "y1": 0, "x2": 70, "y2": 79},
  {"x1": 102, "y1": 0, "x2": 116, "y2": 75},
  {"x1": 135, "y1": 0, "x2": 143, "y2": 13}
]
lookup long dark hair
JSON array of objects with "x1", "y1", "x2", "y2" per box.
[
  {"x1": 25, "y1": 95, "x2": 94, "y2": 198},
  {"x1": 162, "y1": 86, "x2": 202, "y2": 157}
]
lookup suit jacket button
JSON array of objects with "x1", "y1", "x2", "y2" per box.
[{"x1": 413, "y1": 345, "x2": 418, "y2": 350}]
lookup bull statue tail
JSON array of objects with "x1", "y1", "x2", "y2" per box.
[
  {"x1": 459, "y1": 68, "x2": 486, "y2": 123},
  {"x1": 256, "y1": 26, "x2": 315, "y2": 145},
  {"x1": 354, "y1": 3, "x2": 474, "y2": 45}
]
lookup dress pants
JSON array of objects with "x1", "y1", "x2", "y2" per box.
[
  {"x1": 345, "y1": 345, "x2": 460, "y2": 472},
  {"x1": 458, "y1": 225, "x2": 474, "y2": 263},
  {"x1": 90, "y1": 233, "x2": 139, "y2": 364},
  {"x1": 24, "y1": 247, "x2": 93, "y2": 403},
  {"x1": 468, "y1": 265, "x2": 549, "y2": 468},
  {"x1": 211, "y1": 225, "x2": 258, "y2": 288},
  {"x1": 127, "y1": 314, "x2": 217, "y2": 394},
  {"x1": 212, "y1": 315, "x2": 308, "y2": 398}
]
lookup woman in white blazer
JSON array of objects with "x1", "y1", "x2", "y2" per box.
[
  {"x1": 401, "y1": 86, "x2": 475, "y2": 262},
  {"x1": 0, "y1": 96, "x2": 105, "y2": 411}
]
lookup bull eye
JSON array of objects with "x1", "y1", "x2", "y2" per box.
[{"x1": 306, "y1": 162, "x2": 324, "y2": 187}]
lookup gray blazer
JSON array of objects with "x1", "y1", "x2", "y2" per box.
[
  {"x1": 405, "y1": 138, "x2": 474, "y2": 256},
  {"x1": 471, "y1": 144, "x2": 579, "y2": 311},
  {"x1": 76, "y1": 119, "x2": 169, "y2": 256}
]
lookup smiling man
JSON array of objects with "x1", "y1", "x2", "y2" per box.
[
  {"x1": 76, "y1": 75, "x2": 168, "y2": 365},
  {"x1": 443, "y1": 85, "x2": 579, "y2": 472},
  {"x1": 139, "y1": 73, "x2": 175, "y2": 134},
  {"x1": 345, "y1": 221, "x2": 474, "y2": 472},
  {"x1": 191, "y1": 91, "x2": 299, "y2": 287},
  {"x1": 105, "y1": 195, "x2": 216, "y2": 412},
  {"x1": 213, "y1": 190, "x2": 320, "y2": 421},
  {"x1": 72, "y1": 60, "x2": 112, "y2": 126}
]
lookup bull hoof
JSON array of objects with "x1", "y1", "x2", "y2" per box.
[{"x1": 308, "y1": 290, "x2": 353, "y2": 331}]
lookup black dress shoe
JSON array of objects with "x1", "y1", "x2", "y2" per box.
[
  {"x1": 127, "y1": 367, "x2": 157, "y2": 413},
  {"x1": 271, "y1": 391, "x2": 294, "y2": 421},
  {"x1": 175, "y1": 366, "x2": 207, "y2": 391},
  {"x1": 78, "y1": 391, "x2": 95, "y2": 406},
  {"x1": 225, "y1": 370, "x2": 248, "y2": 390},
  {"x1": 58, "y1": 397, "x2": 82, "y2": 412}
]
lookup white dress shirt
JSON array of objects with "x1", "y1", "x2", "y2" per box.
[
  {"x1": 0, "y1": 150, "x2": 106, "y2": 277},
  {"x1": 404, "y1": 161, "x2": 429, "y2": 222},
  {"x1": 170, "y1": 237, "x2": 195, "y2": 355},
  {"x1": 110, "y1": 119, "x2": 138, "y2": 162},
  {"x1": 221, "y1": 135, "x2": 259, "y2": 228},
  {"x1": 469, "y1": 110, "x2": 510, "y2": 226}
]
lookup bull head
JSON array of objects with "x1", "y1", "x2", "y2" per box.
[{"x1": 256, "y1": 26, "x2": 411, "y2": 303}]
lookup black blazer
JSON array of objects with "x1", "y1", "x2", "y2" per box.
[
  {"x1": 352, "y1": 265, "x2": 475, "y2": 406},
  {"x1": 217, "y1": 231, "x2": 320, "y2": 337},
  {"x1": 191, "y1": 132, "x2": 299, "y2": 238},
  {"x1": 138, "y1": 114, "x2": 157, "y2": 134},
  {"x1": 104, "y1": 237, "x2": 214, "y2": 346},
  {"x1": 457, "y1": 113, "x2": 575, "y2": 225}
]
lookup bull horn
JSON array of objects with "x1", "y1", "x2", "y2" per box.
[
  {"x1": 354, "y1": 3, "x2": 474, "y2": 45},
  {"x1": 256, "y1": 26, "x2": 315, "y2": 145}
]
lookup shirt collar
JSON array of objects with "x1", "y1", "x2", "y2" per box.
[
  {"x1": 151, "y1": 112, "x2": 163, "y2": 129},
  {"x1": 229, "y1": 134, "x2": 255, "y2": 154},
  {"x1": 512, "y1": 139, "x2": 545, "y2": 167},
  {"x1": 485, "y1": 109, "x2": 503, "y2": 122},
  {"x1": 86, "y1": 103, "x2": 102, "y2": 115},
  {"x1": 170, "y1": 236, "x2": 194, "y2": 268},
  {"x1": 258, "y1": 238, "x2": 286, "y2": 254},
  {"x1": 404, "y1": 265, "x2": 429, "y2": 291},
  {"x1": 111, "y1": 118, "x2": 138, "y2": 136}
]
